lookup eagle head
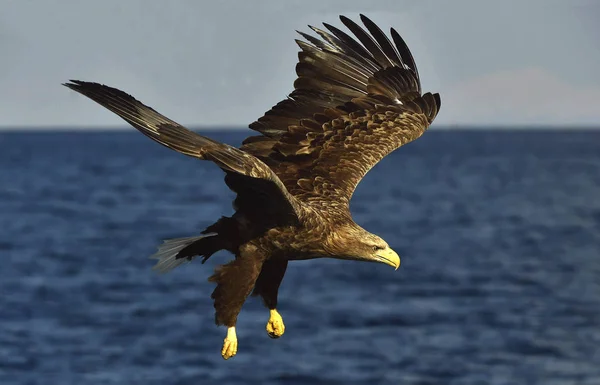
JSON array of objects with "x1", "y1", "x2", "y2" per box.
[{"x1": 326, "y1": 225, "x2": 400, "y2": 270}]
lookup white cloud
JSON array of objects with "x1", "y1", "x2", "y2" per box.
[{"x1": 438, "y1": 67, "x2": 600, "y2": 127}]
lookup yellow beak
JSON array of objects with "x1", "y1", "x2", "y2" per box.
[{"x1": 376, "y1": 248, "x2": 401, "y2": 270}]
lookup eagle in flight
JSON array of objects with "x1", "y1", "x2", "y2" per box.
[{"x1": 64, "y1": 14, "x2": 440, "y2": 360}]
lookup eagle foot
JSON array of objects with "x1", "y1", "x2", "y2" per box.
[
  {"x1": 266, "y1": 309, "x2": 285, "y2": 339},
  {"x1": 221, "y1": 327, "x2": 238, "y2": 360}
]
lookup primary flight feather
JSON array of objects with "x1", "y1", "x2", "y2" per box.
[{"x1": 64, "y1": 14, "x2": 441, "y2": 360}]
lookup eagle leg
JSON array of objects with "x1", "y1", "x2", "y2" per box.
[
  {"x1": 251, "y1": 259, "x2": 288, "y2": 338},
  {"x1": 209, "y1": 243, "x2": 266, "y2": 360}
]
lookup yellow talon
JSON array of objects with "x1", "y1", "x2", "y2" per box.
[
  {"x1": 266, "y1": 309, "x2": 285, "y2": 339},
  {"x1": 221, "y1": 327, "x2": 238, "y2": 360}
]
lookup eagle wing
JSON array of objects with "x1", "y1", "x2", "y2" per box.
[
  {"x1": 63, "y1": 80, "x2": 302, "y2": 224},
  {"x1": 241, "y1": 15, "x2": 441, "y2": 209}
]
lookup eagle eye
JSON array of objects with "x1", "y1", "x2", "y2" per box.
[{"x1": 373, "y1": 245, "x2": 384, "y2": 252}]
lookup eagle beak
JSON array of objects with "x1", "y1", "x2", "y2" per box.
[{"x1": 376, "y1": 248, "x2": 400, "y2": 270}]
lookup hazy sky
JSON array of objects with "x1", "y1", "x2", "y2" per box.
[{"x1": 1, "y1": 0, "x2": 599, "y2": 129}]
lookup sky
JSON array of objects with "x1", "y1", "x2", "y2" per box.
[{"x1": 1, "y1": 0, "x2": 599, "y2": 129}]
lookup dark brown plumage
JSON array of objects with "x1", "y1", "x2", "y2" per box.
[{"x1": 63, "y1": 14, "x2": 441, "y2": 360}]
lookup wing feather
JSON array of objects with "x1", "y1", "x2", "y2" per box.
[
  {"x1": 318, "y1": 23, "x2": 380, "y2": 72},
  {"x1": 242, "y1": 15, "x2": 440, "y2": 211},
  {"x1": 358, "y1": 14, "x2": 402, "y2": 67},
  {"x1": 390, "y1": 27, "x2": 421, "y2": 92},
  {"x1": 63, "y1": 80, "x2": 302, "y2": 222},
  {"x1": 339, "y1": 15, "x2": 394, "y2": 68}
]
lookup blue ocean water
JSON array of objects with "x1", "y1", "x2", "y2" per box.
[{"x1": 1, "y1": 129, "x2": 599, "y2": 385}]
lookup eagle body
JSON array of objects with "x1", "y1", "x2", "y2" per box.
[{"x1": 64, "y1": 14, "x2": 440, "y2": 360}]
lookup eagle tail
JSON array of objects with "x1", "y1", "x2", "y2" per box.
[{"x1": 150, "y1": 233, "x2": 218, "y2": 274}]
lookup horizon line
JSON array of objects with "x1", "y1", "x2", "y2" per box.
[{"x1": 1, "y1": 124, "x2": 600, "y2": 132}]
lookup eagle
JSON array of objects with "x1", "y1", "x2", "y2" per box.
[{"x1": 64, "y1": 14, "x2": 440, "y2": 360}]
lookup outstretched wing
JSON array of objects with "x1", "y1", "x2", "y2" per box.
[
  {"x1": 64, "y1": 80, "x2": 302, "y2": 224},
  {"x1": 241, "y1": 14, "x2": 441, "y2": 210}
]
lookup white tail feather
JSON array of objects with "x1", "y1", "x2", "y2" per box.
[{"x1": 150, "y1": 233, "x2": 217, "y2": 274}]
